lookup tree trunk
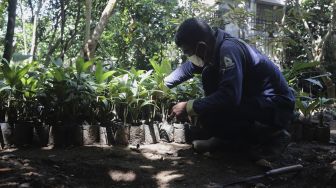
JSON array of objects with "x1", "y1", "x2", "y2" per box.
[
  {"x1": 295, "y1": 0, "x2": 314, "y2": 60},
  {"x1": 27, "y1": 0, "x2": 34, "y2": 22},
  {"x1": 20, "y1": 0, "x2": 28, "y2": 54},
  {"x1": 84, "y1": 0, "x2": 92, "y2": 45},
  {"x1": 84, "y1": 0, "x2": 117, "y2": 60},
  {"x1": 2, "y1": 0, "x2": 17, "y2": 67},
  {"x1": 64, "y1": 1, "x2": 82, "y2": 66},
  {"x1": 80, "y1": 0, "x2": 92, "y2": 58},
  {"x1": 319, "y1": 2, "x2": 336, "y2": 98},
  {"x1": 59, "y1": 0, "x2": 66, "y2": 60},
  {"x1": 280, "y1": 0, "x2": 288, "y2": 64},
  {"x1": 30, "y1": 0, "x2": 45, "y2": 62},
  {"x1": 318, "y1": 2, "x2": 336, "y2": 62},
  {"x1": 45, "y1": 12, "x2": 60, "y2": 64}
]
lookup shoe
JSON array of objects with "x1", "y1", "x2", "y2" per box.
[
  {"x1": 249, "y1": 129, "x2": 291, "y2": 161},
  {"x1": 192, "y1": 137, "x2": 225, "y2": 154},
  {"x1": 268, "y1": 129, "x2": 291, "y2": 155}
]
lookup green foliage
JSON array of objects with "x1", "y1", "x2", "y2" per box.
[
  {"x1": 95, "y1": 62, "x2": 115, "y2": 84},
  {"x1": 1, "y1": 0, "x2": 334, "y2": 126},
  {"x1": 2, "y1": 51, "x2": 206, "y2": 125},
  {"x1": 282, "y1": 0, "x2": 334, "y2": 63},
  {"x1": 295, "y1": 95, "x2": 320, "y2": 119},
  {"x1": 100, "y1": 0, "x2": 184, "y2": 69},
  {"x1": 219, "y1": 0, "x2": 254, "y2": 30},
  {"x1": 283, "y1": 61, "x2": 319, "y2": 88},
  {"x1": 0, "y1": 0, "x2": 7, "y2": 31}
]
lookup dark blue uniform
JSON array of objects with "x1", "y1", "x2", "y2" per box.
[{"x1": 165, "y1": 29, "x2": 295, "y2": 139}]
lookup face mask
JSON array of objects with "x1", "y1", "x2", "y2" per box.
[
  {"x1": 187, "y1": 42, "x2": 207, "y2": 67},
  {"x1": 188, "y1": 55, "x2": 204, "y2": 67}
]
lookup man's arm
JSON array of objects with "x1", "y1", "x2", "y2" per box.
[
  {"x1": 164, "y1": 60, "x2": 202, "y2": 88},
  {"x1": 186, "y1": 42, "x2": 244, "y2": 116}
]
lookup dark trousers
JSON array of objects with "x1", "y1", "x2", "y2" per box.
[{"x1": 198, "y1": 96, "x2": 294, "y2": 142}]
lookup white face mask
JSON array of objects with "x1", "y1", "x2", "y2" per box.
[{"x1": 188, "y1": 55, "x2": 205, "y2": 67}]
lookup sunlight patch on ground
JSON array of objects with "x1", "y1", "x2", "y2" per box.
[
  {"x1": 142, "y1": 152, "x2": 164, "y2": 160},
  {"x1": 154, "y1": 170, "x2": 184, "y2": 188},
  {"x1": 108, "y1": 170, "x2": 136, "y2": 182}
]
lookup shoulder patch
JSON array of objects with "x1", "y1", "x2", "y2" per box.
[{"x1": 221, "y1": 56, "x2": 235, "y2": 70}]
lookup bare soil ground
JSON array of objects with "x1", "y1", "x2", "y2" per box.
[{"x1": 1, "y1": 135, "x2": 336, "y2": 188}]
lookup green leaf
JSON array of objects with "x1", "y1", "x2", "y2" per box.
[
  {"x1": 76, "y1": 58, "x2": 93, "y2": 74},
  {"x1": 82, "y1": 61, "x2": 94, "y2": 72},
  {"x1": 150, "y1": 59, "x2": 161, "y2": 73},
  {"x1": 101, "y1": 71, "x2": 115, "y2": 83},
  {"x1": 306, "y1": 100, "x2": 319, "y2": 114},
  {"x1": 292, "y1": 61, "x2": 319, "y2": 72},
  {"x1": 139, "y1": 70, "x2": 153, "y2": 84},
  {"x1": 305, "y1": 78, "x2": 323, "y2": 88},
  {"x1": 140, "y1": 100, "x2": 155, "y2": 108},
  {"x1": 0, "y1": 85, "x2": 11, "y2": 92},
  {"x1": 54, "y1": 58, "x2": 63, "y2": 67},
  {"x1": 95, "y1": 63, "x2": 116, "y2": 84},
  {"x1": 52, "y1": 69, "x2": 64, "y2": 81},
  {"x1": 12, "y1": 53, "x2": 32, "y2": 62},
  {"x1": 319, "y1": 98, "x2": 335, "y2": 106},
  {"x1": 95, "y1": 62, "x2": 104, "y2": 83},
  {"x1": 17, "y1": 64, "x2": 31, "y2": 80},
  {"x1": 161, "y1": 60, "x2": 171, "y2": 74}
]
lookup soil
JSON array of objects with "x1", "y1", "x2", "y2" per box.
[{"x1": 0, "y1": 137, "x2": 335, "y2": 188}]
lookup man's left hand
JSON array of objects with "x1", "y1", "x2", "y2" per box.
[{"x1": 170, "y1": 102, "x2": 187, "y2": 119}]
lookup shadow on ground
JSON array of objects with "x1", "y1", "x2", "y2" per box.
[{"x1": 0, "y1": 141, "x2": 336, "y2": 188}]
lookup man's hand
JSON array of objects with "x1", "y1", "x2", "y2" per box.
[{"x1": 170, "y1": 102, "x2": 187, "y2": 120}]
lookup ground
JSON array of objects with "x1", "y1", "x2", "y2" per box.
[{"x1": 0, "y1": 138, "x2": 336, "y2": 188}]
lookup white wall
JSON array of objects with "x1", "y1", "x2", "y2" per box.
[{"x1": 257, "y1": 0, "x2": 285, "y2": 6}]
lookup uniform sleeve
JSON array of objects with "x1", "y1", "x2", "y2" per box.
[
  {"x1": 164, "y1": 60, "x2": 202, "y2": 88},
  {"x1": 187, "y1": 42, "x2": 244, "y2": 115}
]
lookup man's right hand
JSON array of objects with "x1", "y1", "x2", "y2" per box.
[{"x1": 170, "y1": 102, "x2": 187, "y2": 120}]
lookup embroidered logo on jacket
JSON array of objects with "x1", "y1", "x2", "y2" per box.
[{"x1": 221, "y1": 56, "x2": 235, "y2": 70}]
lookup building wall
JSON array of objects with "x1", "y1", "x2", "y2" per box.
[{"x1": 217, "y1": 0, "x2": 284, "y2": 64}]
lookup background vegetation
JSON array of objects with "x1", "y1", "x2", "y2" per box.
[{"x1": 0, "y1": 0, "x2": 335, "y2": 127}]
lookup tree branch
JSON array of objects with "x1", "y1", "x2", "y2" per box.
[{"x1": 84, "y1": 0, "x2": 117, "y2": 60}]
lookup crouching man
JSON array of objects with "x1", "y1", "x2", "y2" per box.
[{"x1": 165, "y1": 18, "x2": 295, "y2": 160}]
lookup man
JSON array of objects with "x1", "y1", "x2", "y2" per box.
[{"x1": 165, "y1": 18, "x2": 295, "y2": 159}]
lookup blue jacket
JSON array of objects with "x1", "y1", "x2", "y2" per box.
[{"x1": 165, "y1": 29, "x2": 295, "y2": 117}]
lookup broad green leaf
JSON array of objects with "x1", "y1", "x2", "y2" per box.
[
  {"x1": 161, "y1": 60, "x2": 171, "y2": 74},
  {"x1": 292, "y1": 61, "x2": 319, "y2": 72},
  {"x1": 82, "y1": 61, "x2": 94, "y2": 72},
  {"x1": 95, "y1": 62, "x2": 104, "y2": 83},
  {"x1": 52, "y1": 69, "x2": 63, "y2": 81},
  {"x1": 101, "y1": 71, "x2": 115, "y2": 83},
  {"x1": 139, "y1": 70, "x2": 153, "y2": 84},
  {"x1": 0, "y1": 85, "x2": 11, "y2": 92},
  {"x1": 150, "y1": 60, "x2": 161, "y2": 73},
  {"x1": 305, "y1": 78, "x2": 323, "y2": 88},
  {"x1": 17, "y1": 64, "x2": 31, "y2": 80},
  {"x1": 54, "y1": 58, "x2": 63, "y2": 67},
  {"x1": 306, "y1": 100, "x2": 319, "y2": 114},
  {"x1": 12, "y1": 53, "x2": 31, "y2": 62}
]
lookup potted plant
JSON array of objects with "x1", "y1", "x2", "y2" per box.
[
  {"x1": 1, "y1": 57, "x2": 35, "y2": 147},
  {"x1": 87, "y1": 62, "x2": 115, "y2": 145},
  {"x1": 149, "y1": 58, "x2": 176, "y2": 142},
  {"x1": 295, "y1": 95, "x2": 320, "y2": 141},
  {"x1": 109, "y1": 72, "x2": 133, "y2": 146},
  {"x1": 0, "y1": 77, "x2": 12, "y2": 148},
  {"x1": 315, "y1": 97, "x2": 334, "y2": 143},
  {"x1": 40, "y1": 59, "x2": 84, "y2": 148}
]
